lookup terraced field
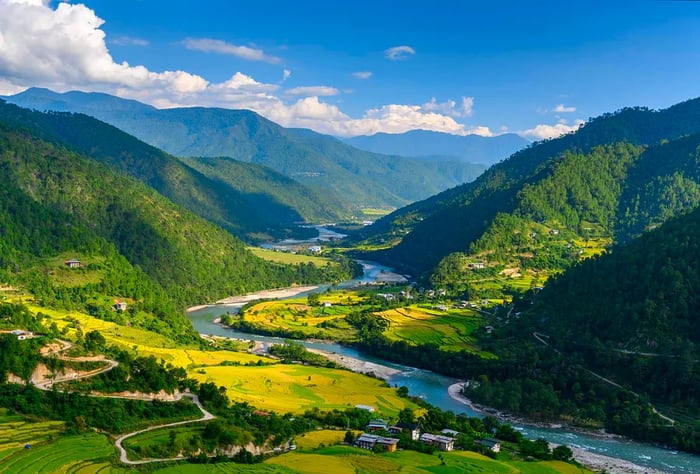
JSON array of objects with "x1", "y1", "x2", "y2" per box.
[
  {"x1": 292, "y1": 429, "x2": 354, "y2": 450},
  {"x1": 377, "y1": 305, "x2": 495, "y2": 356},
  {"x1": 248, "y1": 248, "x2": 337, "y2": 266},
  {"x1": 189, "y1": 364, "x2": 416, "y2": 416}
]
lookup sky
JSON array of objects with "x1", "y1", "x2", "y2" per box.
[{"x1": 0, "y1": 0, "x2": 699, "y2": 139}]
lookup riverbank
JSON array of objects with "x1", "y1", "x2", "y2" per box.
[
  {"x1": 187, "y1": 285, "x2": 320, "y2": 312},
  {"x1": 447, "y1": 383, "x2": 668, "y2": 474},
  {"x1": 307, "y1": 348, "x2": 402, "y2": 380}
]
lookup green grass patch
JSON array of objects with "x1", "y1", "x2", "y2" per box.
[{"x1": 249, "y1": 248, "x2": 336, "y2": 266}]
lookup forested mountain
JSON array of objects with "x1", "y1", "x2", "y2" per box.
[
  {"x1": 6, "y1": 88, "x2": 485, "y2": 209},
  {"x1": 0, "y1": 100, "x2": 343, "y2": 240},
  {"x1": 356, "y1": 98, "x2": 700, "y2": 278},
  {"x1": 465, "y1": 206, "x2": 700, "y2": 450},
  {"x1": 345, "y1": 129, "x2": 528, "y2": 165},
  {"x1": 0, "y1": 121, "x2": 355, "y2": 339}
]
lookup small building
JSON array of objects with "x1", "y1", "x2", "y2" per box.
[
  {"x1": 549, "y1": 229, "x2": 560, "y2": 235},
  {"x1": 420, "y1": 433, "x2": 455, "y2": 451},
  {"x1": 468, "y1": 262, "x2": 486, "y2": 270},
  {"x1": 435, "y1": 305, "x2": 448, "y2": 312},
  {"x1": 355, "y1": 433, "x2": 399, "y2": 452},
  {"x1": 64, "y1": 259, "x2": 81, "y2": 268},
  {"x1": 389, "y1": 422, "x2": 421, "y2": 441},
  {"x1": 322, "y1": 302, "x2": 332, "y2": 308},
  {"x1": 477, "y1": 437, "x2": 501, "y2": 453},
  {"x1": 309, "y1": 245, "x2": 322, "y2": 253},
  {"x1": 354, "y1": 404, "x2": 375, "y2": 412},
  {"x1": 441, "y1": 429, "x2": 459, "y2": 438},
  {"x1": 484, "y1": 325, "x2": 494, "y2": 334},
  {"x1": 114, "y1": 301, "x2": 127, "y2": 311},
  {"x1": 366, "y1": 419, "x2": 388, "y2": 432},
  {"x1": 11, "y1": 330, "x2": 31, "y2": 340}
]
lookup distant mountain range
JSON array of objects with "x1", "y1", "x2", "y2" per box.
[
  {"x1": 5, "y1": 88, "x2": 486, "y2": 211},
  {"x1": 345, "y1": 129, "x2": 529, "y2": 166},
  {"x1": 357, "y1": 98, "x2": 700, "y2": 276}
]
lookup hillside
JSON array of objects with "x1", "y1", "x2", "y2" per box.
[
  {"x1": 345, "y1": 129, "x2": 528, "y2": 165},
  {"x1": 0, "y1": 121, "x2": 356, "y2": 337},
  {"x1": 356, "y1": 99, "x2": 700, "y2": 280},
  {"x1": 6, "y1": 88, "x2": 485, "y2": 210},
  {"x1": 464, "y1": 207, "x2": 700, "y2": 451},
  {"x1": 0, "y1": 100, "x2": 345, "y2": 241}
]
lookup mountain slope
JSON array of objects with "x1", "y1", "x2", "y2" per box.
[
  {"x1": 0, "y1": 121, "x2": 354, "y2": 313},
  {"x1": 6, "y1": 88, "x2": 485, "y2": 209},
  {"x1": 345, "y1": 129, "x2": 528, "y2": 165},
  {"x1": 358, "y1": 99, "x2": 700, "y2": 275},
  {"x1": 0, "y1": 100, "x2": 340, "y2": 240}
]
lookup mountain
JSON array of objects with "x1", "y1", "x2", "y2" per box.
[
  {"x1": 6, "y1": 88, "x2": 486, "y2": 210},
  {"x1": 0, "y1": 117, "x2": 356, "y2": 340},
  {"x1": 345, "y1": 129, "x2": 529, "y2": 165},
  {"x1": 356, "y1": 99, "x2": 700, "y2": 277},
  {"x1": 0, "y1": 100, "x2": 345, "y2": 241}
]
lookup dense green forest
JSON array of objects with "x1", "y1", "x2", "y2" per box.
[
  {"x1": 357, "y1": 99, "x2": 700, "y2": 278},
  {"x1": 0, "y1": 121, "x2": 357, "y2": 340},
  {"x1": 0, "y1": 99, "x2": 331, "y2": 241},
  {"x1": 7, "y1": 88, "x2": 486, "y2": 210}
]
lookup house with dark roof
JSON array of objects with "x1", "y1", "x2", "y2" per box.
[
  {"x1": 355, "y1": 433, "x2": 399, "y2": 452},
  {"x1": 64, "y1": 259, "x2": 81, "y2": 268},
  {"x1": 477, "y1": 437, "x2": 501, "y2": 452},
  {"x1": 420, "y1": 433, "x2": 455, "y2": 451},
  {"x1": 366, "y1": 419, "x2": 388, "y2": 432},
  {"x1": 389, "y1": 422, "x2": 421, "y2": 441}
]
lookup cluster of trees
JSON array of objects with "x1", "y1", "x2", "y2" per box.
[{"x1": 268, "y1": 340, "x2": 336, "y2": 368}]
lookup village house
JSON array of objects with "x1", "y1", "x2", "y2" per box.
[
  {"x1": 468, "y1": 262, "x2": 486, "y2": 270},
  {"x1": 366, "y1": 419, "x2": 388, "y2": 432},
  {"x1": 64, "y1": 259, "x2": 81, "y2": 268},
  {"x1": 308, "y1": 245, "x2": 322, "y2": 253},
  {"x1": 420, "y1": 433, "x2": 455, "y2": 451},
  {"x1": 389, "y1": 422, "x2": 421, "y2": 441},
  {"x1": 441, "y1": 429, "x2": 459, "y2": 437},
  {"x1": 476, "y1": 437, "x2": 501, "y2": 453},
  {"x1": 354, "y1": 404, "x2": 375, "y2": 412},
  {"x1": 355, "y1": 433, "x2": 399, "y2": 452},
  {"x1": 549, "y1": 229, "x2": 560, "y2": 235},
  {"x1": 114, "y1": 301, "x2": 127, "y2": 311},
  {"x1": 11, "y1": 330, "x2": 32, "y2": 340}
]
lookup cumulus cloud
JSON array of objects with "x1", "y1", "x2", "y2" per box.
[
  {"x1": 553, "y1": 103, "x2": 576, "y2": 113},
  {"x1": 352, "y1": 71, "x2": 372, "y2": 79},
  {"x1": 285, "y1": 86, "x2": 340, "y2": 97},
  {"x1": 520, "y1": 119, "x2": 585, "y2": 140},
  {"x1": 422, "y1": 97, "x2": 474, "y2": 118},
  {"x1": 384, "y1": 45, "x2": 415, "y2": 61},
  {"x1": 0, "y1": 0, "x2": 493, "y2": 138},
  {"x1": 183, "y1": 38, "x2": 281, "y2": 64}
]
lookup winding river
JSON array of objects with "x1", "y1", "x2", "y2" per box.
[{"x1": 187, "y1": 260, "x2": 699, "y2": 473}]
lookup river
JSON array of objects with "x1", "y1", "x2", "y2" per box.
[{"x1": 187, "y1": 260, "x2": 698, "y2": 473}]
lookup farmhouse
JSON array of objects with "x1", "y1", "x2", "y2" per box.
[
  {"x1": 389, "y1": 422, "x2": 421, "y2": 441},
  {"x1": 441, "y1": 429, "x2": 459, "y2": 437},
  {"x1": 420, "y1": 433, "x2": 455, "y2": 451},
  {"x1": 354, "y1": 404, "x2": 375, "y2": 412},
  {"x1": 308, "y1": 245, "x2": 322, "y2": 253},
  {"x1": 366, "y1": 419, "x2": 388, "y2": 432},
  {"x1": 468, "y1": 262, "x2": 486, "y2": 270},
  {"x1": 11, "y1": 330, "x2": 32, "y2": 340},
  {"x1": 355, "y1": 433, "x2": 399, "y2": 452},
  {"x1": 64, "y1": 259, "x2": 81, "y2": 268},
  {"x1": 477, "y1": 437, "x2": 501, "y2": 452},
  {"x1": 114, "y1": 301, "x2": 127, "y2": 311}
]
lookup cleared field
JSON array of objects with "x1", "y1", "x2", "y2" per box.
[
  {"x1": 249, "y1": 248, "x2": 336, "y2": 266},
  {"x1": 292, "y1": 429, "x2": 354, "y2": 450},
  {"x1": 122, "y1": 425, "x2": 203, "y2": 460},
  {"x1": 43, "y1": 253, "x2": 106, "y2": 288},
  {"x1": 0, "y1": 432, "x2": 117, "y2": 474},
  {"x1": 189, "y1": 364, "x2": 416, "y2": 416},
  {"x1": 0, "y1": 409, "x2": 65, "y2": 466},
  {"x1": 377, "y1": 305, "x2": 495, "y2": 357}
]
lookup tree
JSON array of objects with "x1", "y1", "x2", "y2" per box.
[{"x1": 552, "y1": 444, "x2": 573, "y2": 462}]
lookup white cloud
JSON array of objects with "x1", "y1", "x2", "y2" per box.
[
  {"x1": 520, "y1": 119, "x2": 585, "y2": 140},
  {"x1": 285, "y1": 86, "x2": 341, "y2": 97},
  {"x1": 553, "y1": 103, "x2": 576, "y2": 113},
  {"x1": 282, "y1": 69, "x2": 292, "y2": 81},
  {"x1": 0, "y1": 0, "x2": 494, "y2": 138},
  {"x1": 110, "y1": 35, "x2": 149, "y2": 46},
  {"x1": 352, "y1": 71, "x2": 372, "y2": 79},
  {"x1": 422, "y1": 96, "x2": 474, "y2": 118},
  {"x1": 183, "y1": 38, "x2": 281, "y2": 64},
  {"x1": 384, "y1": 45, "x2": 415, "y2": 61}
]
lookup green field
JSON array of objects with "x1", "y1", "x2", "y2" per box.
[
  {"x1": 122, "y1": 425, "x2": 205, "y2": 460},
  {"x1": 378, "y1": 305, "x2": 494, "y2": 356},
  {"x1": 0, "y1": 432, "x2": 122, "y2": 474},
  {"x1": 189, "y1": 364, "x2": 416, "y2": 416},
  {"x1": 249, "y1": 248, "x2": 336, "y2": 266}
]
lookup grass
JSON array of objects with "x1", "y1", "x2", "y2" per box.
[
  {"x1": 42, "y1": 253, "x2": 107, "y2": 288},
  {"x1": 378, "y1": 305, "x2": 493, "y2": 355},
  {"x1": 265, "y1": 445, "x2": 594, "y2": 474},
  {"x1": 122, "y1": 425, "x2": 203, "y2": 460},
  {"x1": 248, "y1": 248, "x2": 336, "y2": 266},
  {"x1": 361, "y1": 208, "x2": 392, "y2": 217},
  {"x1": 188, "y1": 364, "x2": 416, "y2": 416}
]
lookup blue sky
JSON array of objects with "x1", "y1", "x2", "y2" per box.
[{"x1": 0, "y1": 0, "x2": 699, "y2": 138}]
